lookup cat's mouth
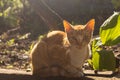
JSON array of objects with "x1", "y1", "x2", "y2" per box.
[
  {"x1": 75, "y1": 45, "x2": 82, "y2": 49},
  {"x1": 76, "y1": 43, "x2": 86, "y2": 49}
]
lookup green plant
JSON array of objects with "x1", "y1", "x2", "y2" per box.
[
  {"x1": 7, "y1": 38, "x2": 15, "y2": 46},
  {"x1": 100, "y1": 12, "x2": 120, "y2": 46},
  {"x1": 89, "y1": 12, "x2": 120, "y2": 71},
  {"x1": 0, "y1": 0, "x2": 24, "y2": 27}
]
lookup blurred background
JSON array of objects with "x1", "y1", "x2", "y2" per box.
[{"x1": 0, "y1": 0, "x2": 120, "y2": 39}]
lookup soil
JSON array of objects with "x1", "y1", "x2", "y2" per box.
[{"x1": 0, "y1": 69, "x2": 120, "y2": 80}]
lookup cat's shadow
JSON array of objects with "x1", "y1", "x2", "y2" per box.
[{"x1": 0, "y1": 73, "x2": 94, "y2": 80}]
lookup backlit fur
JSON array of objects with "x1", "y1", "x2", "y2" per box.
[{"x1": 30, "y1": 19, "x2": 95, "y2": 77}]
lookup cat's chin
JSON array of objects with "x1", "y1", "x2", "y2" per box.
[{"x1": 72, "y1": 45, "x2": 86, "y2": 49}]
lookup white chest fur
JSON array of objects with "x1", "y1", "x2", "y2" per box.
[{"x1": 68, "y1": 45, "x2": 90, "y2": 68}]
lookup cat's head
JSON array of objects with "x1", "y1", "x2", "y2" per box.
[{"x1": 63, "y1": 19, "x2": 95, "y2": 48}]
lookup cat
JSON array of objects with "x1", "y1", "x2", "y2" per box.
[{"x1": 30, "y1": 19, "x2": 95, "y2": 77}]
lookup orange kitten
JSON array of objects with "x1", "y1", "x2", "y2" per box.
[{"x1": 30, "y1": 19, "x2": 95, "y2": 77}]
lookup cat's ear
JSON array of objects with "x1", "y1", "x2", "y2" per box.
[
  {"x1": 85, "y1": 19, "x2": 95, "y2": 31},
  {"x1": 63, "y1": 20, "x2": 74, "y2": 32}
]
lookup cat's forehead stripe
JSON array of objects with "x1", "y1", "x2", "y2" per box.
[{"x1": 73, "y1": 25, "x2": 85, "y2": 30}]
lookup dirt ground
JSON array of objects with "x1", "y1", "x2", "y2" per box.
[{"x1": 0, "y1": 69, "x2": 120, "y2": 80}]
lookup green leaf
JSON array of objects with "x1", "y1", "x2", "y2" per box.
[
  {"x1": 91, "y1": 37, "x2": 102, "y2": 54},
  {"x1": 100, "y1": 12, "x2": 120, "y2": 46},
  {"x1": 92, "y1": 51, "x2": 100, "y2": 70},
  {"x1": 7, "y1": 38, "x2": 15, "y2": 46},
  {"x1": 92, "y1": 50, "x2": 116, "y2": 71},
  {"x1": 87, "y1": 59, "x2": 93, "y2": 67}
]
